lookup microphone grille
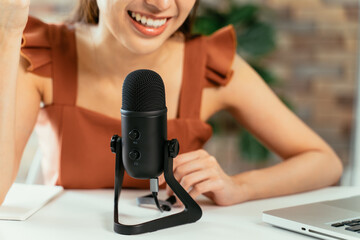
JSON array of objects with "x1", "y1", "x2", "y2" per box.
[{"x1": 122, "y1": 69, "x2": 166, "y2": 111}]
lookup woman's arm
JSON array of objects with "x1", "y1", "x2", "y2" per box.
[
  {"x1": 0, "y1": 0, "x2": 42, "y2": 205},
  {"x1": 0, "y1": 32, "x2": 21, "y2": 205},
  {"x1": 0, "y1": 41, "x2": 41, "y2": 206},
  {"x1": 218, "y1": 54, "x2": 343, "y2": 202},
  {"x1": 162, "y1": 54, "x2": 343, "y2": 206}
]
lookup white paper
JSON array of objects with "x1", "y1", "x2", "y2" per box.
[{"x1": 0, "y1": 183, "x2": 63, "y2": 221}]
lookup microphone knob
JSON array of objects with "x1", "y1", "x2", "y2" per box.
[
  {"x1": 168, "y1": 139, "x2": 179, "y2": 158},
  {"x1": 110, "y1": 135, "x2": 120, "y2": 153},
  {"x1": 129, "y1": 150, "x2": 141, "y2": 160},
  {"x1": 129, "y1": 129, "x2": 140, "y2": 140}
]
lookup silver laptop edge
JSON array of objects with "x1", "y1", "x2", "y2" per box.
[
  {"x1": 262, "y1": 196, "x2": 360, "y2": 240},
  {"x1": 263, "y1": 214, "x2": 354, "y2": 240}
]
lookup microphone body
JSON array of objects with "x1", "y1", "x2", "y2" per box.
[
  {"x1": 120, "y1": 69, "x2": 167, "y2": 179},
  {"x1": 121, "y1": 109, "x2": 166, "y2": 179}
]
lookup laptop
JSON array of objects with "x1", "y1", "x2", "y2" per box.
[{"x1": 262, "y1": 195, "x2": 360, "y2": 240}]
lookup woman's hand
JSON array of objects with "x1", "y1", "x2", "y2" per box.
[
  {"x1": 1, "y1": 0, "x2": 30, "y2": 34},
  {"x1": 160, "y1": 149, "x2": 249, "y2": 206}
]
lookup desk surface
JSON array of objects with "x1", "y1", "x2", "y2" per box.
[{"x1": 1, "y1": 186, "x2": 360, "y2": 240}]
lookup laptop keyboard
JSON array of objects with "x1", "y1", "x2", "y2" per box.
[{"x1": 331, "y1": 218, "x2": 360, "y2": 233}]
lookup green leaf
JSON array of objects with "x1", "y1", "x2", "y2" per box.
[
  {"x1": 239, "y1": 129, "x2": 270, "y2": 162},
  {"x1": 207, "y1": 118, "x2": 222, "y2": 135},
  {"x1": 225, "y1": 4, "x2": 259, "y2": 26},
  {"x1": 237, "y1": 22, "x2": 276, "y2": 57},
  {"x1": 193, "y1": 15, "x2": 223, "y2": 35}
]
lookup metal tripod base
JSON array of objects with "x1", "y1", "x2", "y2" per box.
[{"x1": 110, "y1": 136, "x2": 202, "y2": 235}]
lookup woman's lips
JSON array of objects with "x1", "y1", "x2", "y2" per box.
[{"x1": 128, "y1": 11, "x2": 170, "y2": 37}]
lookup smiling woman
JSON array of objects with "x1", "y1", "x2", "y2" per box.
[
  {"x1": 0, "y1": 0, "x2": 343, "y2": 207},
  {"x1": 71, "y1": 0, "x2": 199, "y2": 38},
  {"x1": 71, "y1": 0, "x2": 198, "y2": 55}
]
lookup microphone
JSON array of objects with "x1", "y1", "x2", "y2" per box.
[
  {"x1": 121, "y1": 69, "x2": 167, "y2": 179},
  {"x1": 111, "y1": 69, "x2": 202, "y2": 234}
]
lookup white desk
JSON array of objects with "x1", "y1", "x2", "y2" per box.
[{"x1": 1, "y1": 187, "x2": 359, "y2": 240}]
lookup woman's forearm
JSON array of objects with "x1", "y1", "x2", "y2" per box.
[
  {"x1": 232, "y1": 150, "x2": 343, "y2": 202},
  {"x1": 0, "y1": 32, "x2": 23, "y2": 205}
]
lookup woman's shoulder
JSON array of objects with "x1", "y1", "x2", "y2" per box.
[
  {"x1": 186, "y1": 25, "x2": 237, "y2": 88},
  {"x1": 204, "y1": 25, "x2": 236, "y2": 88},
  {"x1": 21, "y1": 16, "x2": 52, "y2": 78},
  {"x1": 21, "y1": 16, "x2": 76, "y2": 78}
]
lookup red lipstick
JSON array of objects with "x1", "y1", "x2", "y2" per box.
[{"x1": 128, "y1": 11, "x2": 170, "y2": 37}]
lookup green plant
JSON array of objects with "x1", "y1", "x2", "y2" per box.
[
  {"x1": 194, "y1": 3, "x2": 275, "y2": 56},
  {"x1": 194, "y1": 1, "x2": 293, "y2": 162}
]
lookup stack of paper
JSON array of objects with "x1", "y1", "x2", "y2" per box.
[{"x1": 0, "y1": 183, "x2": 63, "y2": 221}]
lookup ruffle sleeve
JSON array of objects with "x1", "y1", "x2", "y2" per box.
[
  {"x1": 21, "y1": 16, "x2": 52, "y2": 78},
  {"x1": 204, "y1": 25, "x2": 237, "y2": 87}
]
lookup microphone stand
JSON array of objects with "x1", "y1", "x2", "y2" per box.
[{"x1": 110, "y1": 135, "x2": 202, "y2": 235}]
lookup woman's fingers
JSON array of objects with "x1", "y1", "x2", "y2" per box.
[
  {"x1": 188, "y1": 179, "x2": 224, "y2": 201},
  {"x1": 165, "y1": 169, "x2": 213, "y2": 207},
  {"x1": 163, "y1": 149, "x2": 239, "y2": 206},
  {"x1": 173, "y1": 149, "x2": 208, "y2": 169},
  {"x1": 179, "y1": 169, "x2": 214, "y2": 192},
  {"x1": 167, "y1": 168, "x2": 219, "y2": 206},
  {"x1": 173, "y1": 157, "x2": 213, "y2": 181},
  {"x1": 158, "y1": 173, "x2": 165, "y2": 185},
  {"x1": 166, "y1": 183, "x2": 173, "y2": 196},
  {"x1": 163, "y1": 150, "x2": 208, "y2": 195}
]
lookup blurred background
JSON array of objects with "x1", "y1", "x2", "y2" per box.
[{"x1": 18, "y1": 0, "x2": 360, "y2": 186}]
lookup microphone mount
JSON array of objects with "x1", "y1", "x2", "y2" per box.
[{"x1": 110, "y1": 135, "x2": 202, "y2": 235}]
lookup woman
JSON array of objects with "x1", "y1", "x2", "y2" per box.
[{"x1": 0, "y1": 0, "x2": 343, "y2": 206}]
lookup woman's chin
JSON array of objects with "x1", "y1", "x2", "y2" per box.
[{"x1": 124, "y1": 40, "x2": 165, "y2": 56}]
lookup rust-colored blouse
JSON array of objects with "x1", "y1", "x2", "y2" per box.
[{"x1": 21, "y1": 17, "x2": 236, "y2": 189}]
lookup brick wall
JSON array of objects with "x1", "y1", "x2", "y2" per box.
[
  {"x1": 264, "y1": 0, "x2": 359, "y2": 168},
  {"x1": 263, "y1": 0, "x2": 358, "y2": 167},
  {"x1": 201, "y1": 0, "x2": 359, "y2": 175}
]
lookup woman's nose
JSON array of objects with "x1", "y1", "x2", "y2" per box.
[{"x1": 145, "y1": 0, "x2": 172, "y2": 12}]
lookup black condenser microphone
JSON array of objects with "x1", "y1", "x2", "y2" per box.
[
  {"x1": 121, "y1": 69, "x2": 167, "y2": 179},
  {"x1": 111, "y1": 69, "x2": 202, "y2": 235}
]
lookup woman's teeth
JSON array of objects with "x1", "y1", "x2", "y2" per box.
[{"x1": 130, "y1": 11, "x2": 167, "y2": 28}]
